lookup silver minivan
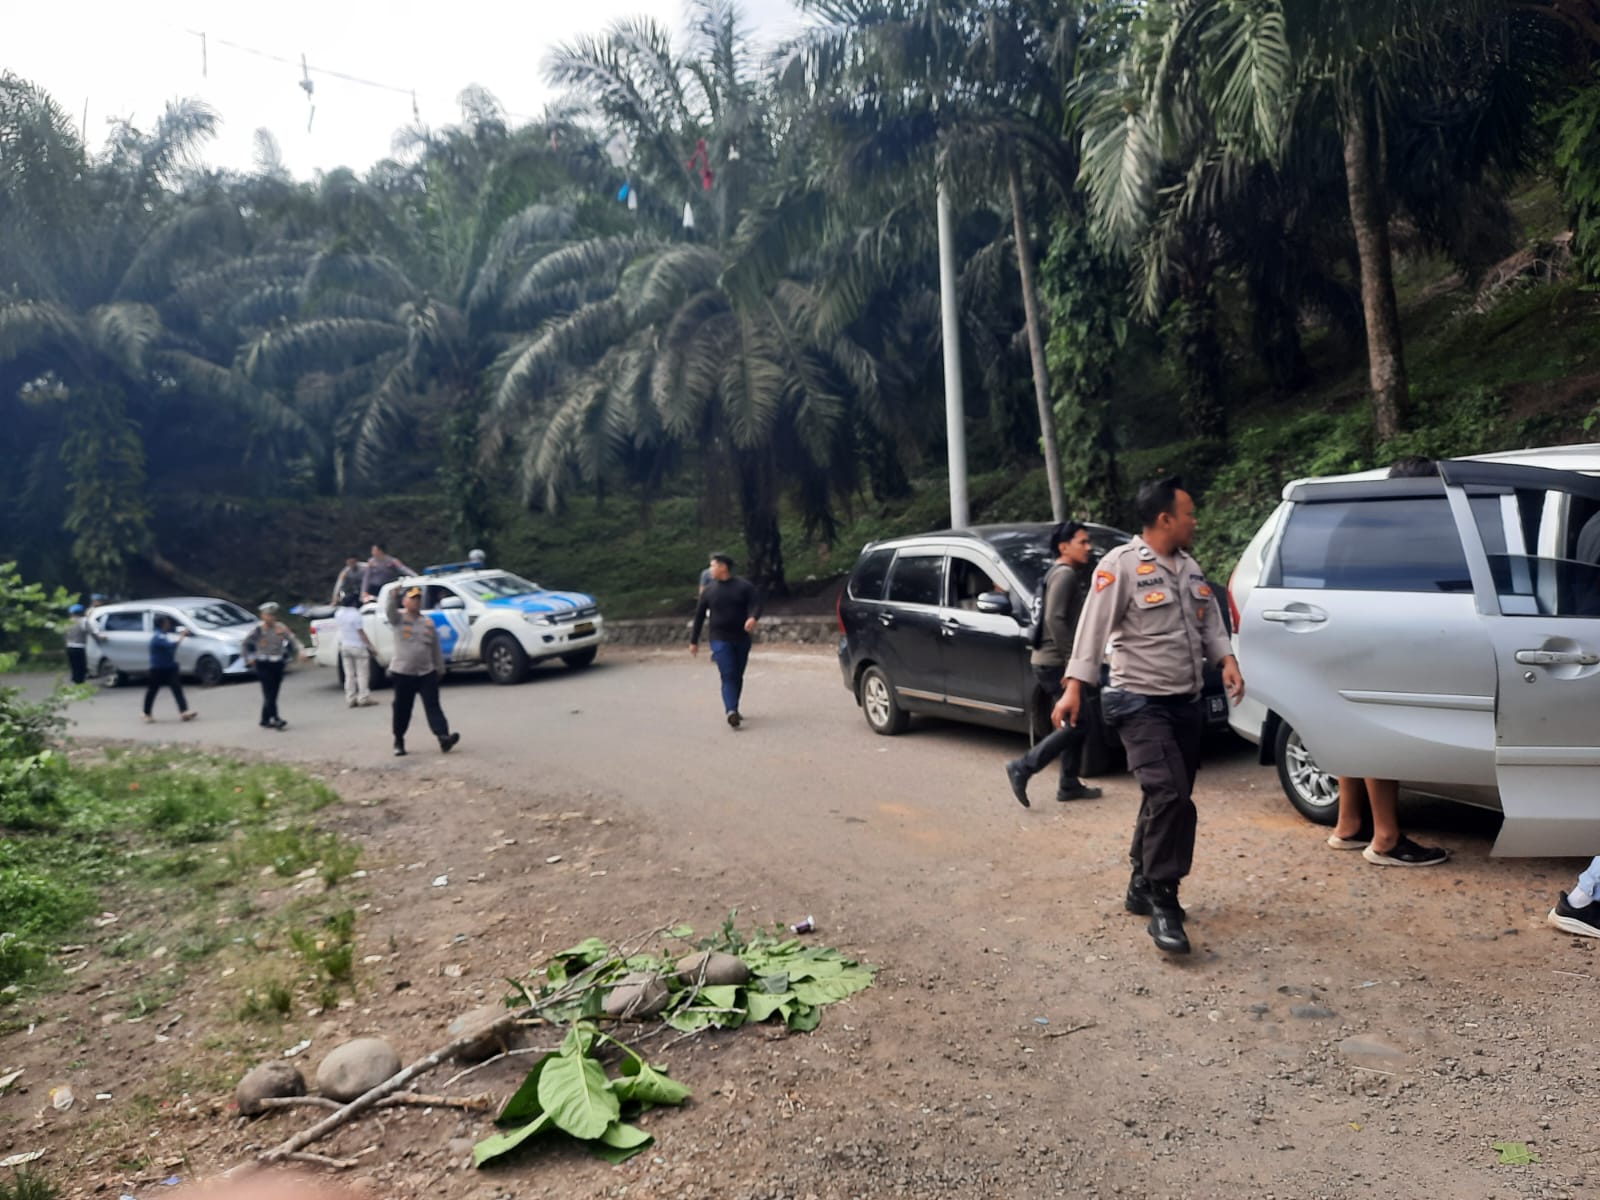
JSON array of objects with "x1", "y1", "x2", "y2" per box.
[
  {"x1": 1228, "y1": 444, "x2": 1600, "y2": 856},
  {"x1": 87, "y1": 597, "x2": 258, "y2": 688}
]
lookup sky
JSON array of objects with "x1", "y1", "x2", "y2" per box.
[{"x1": 6, "y1": 0, "x2": 804, "y2": 178}]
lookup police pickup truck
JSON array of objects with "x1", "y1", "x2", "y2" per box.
[{"x1": 311, "y1": 562, "x2": 603, "y2": 686}]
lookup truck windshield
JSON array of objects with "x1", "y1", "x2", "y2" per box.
[{"x1": 463, "y1": 574, "x2": 541, "y2": 600}]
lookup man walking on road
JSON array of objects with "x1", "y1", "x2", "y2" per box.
[
  {"x1": 689, "y1": 553, "x2": 762, "y2": 728},
  {"x1": 334, "y1": 592, "x2": 377, "y2": 707},
  {"x1": 243, "y1": 602, "x2": 302, "y2": 730},
  {"x1": 1054, "y1": 478, "x2": 1244, "y2": 955},
  {"x1": 385, "y1": 583, "x2": 460, "y2": 757},
  {"x1": 1004, "y1": 521, "x2": 1102, "y2": 807}
]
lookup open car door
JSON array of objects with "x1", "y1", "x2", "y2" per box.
[{"x1": 1441, "y1": 459, "x2": 1600, "y2": 856}]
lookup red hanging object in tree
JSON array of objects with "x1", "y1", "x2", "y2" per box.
[{"x1": 685, "y1": 138, "x2": 714, "y2": 192}]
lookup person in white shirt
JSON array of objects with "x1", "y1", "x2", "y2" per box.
[{"x1": 334, "y1": 592, "x2": 378, "y2": 707}]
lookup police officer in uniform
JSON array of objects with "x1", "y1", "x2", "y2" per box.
[{"x1": 1054, "y1": 477, "x2": 1244, "y2": 954}]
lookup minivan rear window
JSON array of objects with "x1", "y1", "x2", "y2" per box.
[
  {"x1": 1273, "y1": 497, "x2": 1472, "y2": 592},
  {"x1": 849, "y1": 549, "x2": 894, "y2": 601},
  {"x1": 885, "y1": 554, "x2": 944, "y2": 607}
]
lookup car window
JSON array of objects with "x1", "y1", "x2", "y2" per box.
[
  {"x1": 1470, "y1": 484, "x2": 1600, "y2": 617},
  {"x1": 986, "y1": 527, "x2": 1128, "y2": 594},
  {"x1": 1272, "y1": 497, "x2": 1473, "y2": 592},
  {"x1": 186, "y1": 602, "x2": 253, "y2": 628},
  {"x1": 849, "y1": 549, "x2": 894, "y2": 601},
  {"x1": 885, "y1": 553, "x2": 944, "y2": 607},
  {"x1": 946, "y1": 555, "x2": 999, "y2": 610},
  {"x1": 103, "y1": 611, "x2": 145, "y2": 633},
  {"x1": 423, "y1": 585, "x2": 458, "y2": 609},
  {"x1": 462, "y1": 573, "x2": 539, "y2": 600}
]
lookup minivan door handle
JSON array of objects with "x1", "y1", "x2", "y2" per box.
[
  {"x1": 876, "y1": 612, "x2": 896, "y2": 628},
  {"x1": 1261, "y1": 608, "x2": 1327, "y2": 624},
  {"x1": 1514, "y1": 649, "x2": 1600, "y2": 666}
]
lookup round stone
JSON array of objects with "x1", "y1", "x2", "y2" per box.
[
  {"x1": 602, "y1": 971, "x2": 669, "y2": 1019},
  {"x1": 675, "y1": 950, "x2": 751, "y2": 987},
  {"x1": 447, "y1": 1006, "x2": 509, "y2": 1062},
  {"x1": 235, "y1": 1060, "x2": 306, "y2": 1117},
  {"x1": 315, "y1": 1037, "x2": 401, "y2": 1101}
]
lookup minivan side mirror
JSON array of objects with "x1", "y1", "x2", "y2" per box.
[{"x1": 974, "y1": 591, "x2": 1013, "y2": 616}]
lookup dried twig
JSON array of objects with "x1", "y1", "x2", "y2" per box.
[
  {"x1": 1043, "y1": 1022, "x2": 1097, "y2": 1038},
  {"x1": 439, "y1": 1046, "x2": 559, "y2": 1091},
  {"x1": 1348, "y1": 1065, "x2": 1396, "y2": 1076},
  {"x1": 285, "y1": 1151, "x2": 358, "y2": 1170},
  {"x1": 258, "y1": 1091, "x2": 494, "y2": 1113},
  {"x1": 1552, "y1": 970, "x2": 1592, "y2": 980}
]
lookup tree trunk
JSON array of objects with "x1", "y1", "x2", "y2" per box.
[
  {"x1": 1007, "y1": 155, "x2": 1066, "y2": 522},
  {"x1": 737, "y1": 457, "x2": 786, "y2": 595},
  {"x1": 1341, "y1": 88, "x2": 1408, "y2": 441}
]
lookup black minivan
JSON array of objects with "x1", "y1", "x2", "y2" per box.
[{"x1": 836, "y1": 523, "x2": 1231, "y2": 775}]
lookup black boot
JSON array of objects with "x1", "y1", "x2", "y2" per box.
[
  {"x1": 1146, "y1": 881, "x2": 1190, "y2": 955},
  {"x1": 1004, "y1": 760, "x2": 1032, "y2": 808},
  {"x1": 439, "y1": 731, "x2": 460, "y2": 753},
  {"x1": 394, "y1": 741, "x2": 407, "y2": 757},
  {"x1": 1124, "y1": 870, "x2": 1185, "y2": 918}
]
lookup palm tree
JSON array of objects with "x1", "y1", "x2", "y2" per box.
[
  {"x1": 1078, "y1": 0, "x2": 1550, "y2": 440},
  {"x1": 0, "y1": 73, "x2": 249, "y2": 591},
  {"x1": 785, "y1": 0, "x2": 1091, "y2": 519},
  {"x1": 486, "y1": 0, "x2": 900, "y2": 590}
]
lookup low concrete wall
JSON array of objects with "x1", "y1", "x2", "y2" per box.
[{"x1": 605, "y1": 616, "x2": 839, "y2": 646}]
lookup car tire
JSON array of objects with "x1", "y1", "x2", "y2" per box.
[
  {"x1": 561, "y1": 647, "x2": 597, "y2": 669},
  {"x1": 484, "y1": 634, "x2": 530, "y2": 685},
  {"x1": 195, "y1": 655, "x2": 224, "y2": 688},
  {"x1": 96, "y1": 658, "x2": 127, "y2": 688},
  {"x1": 1274, "y1": 720, "x2": 1340, "y2": 825},
  {"x1": 858, "y1": 665, "x2": 908, "y2": 735}
]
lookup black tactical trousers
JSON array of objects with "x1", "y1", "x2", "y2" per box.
[
  {"x1": 1017, "y1": 665, "x2": 1085, "y2": 791},
  {"x1": 1117, "y1": 698, "x2": 1204, "y2": 884},
  {"x1": 392, "y1": 671, "x2": 450, "y2": 744}
]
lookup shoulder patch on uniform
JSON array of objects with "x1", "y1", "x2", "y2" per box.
[
  {"x1": 1136, "y1": 563, "x2": 1156, "y2": 576},
  {"x1": 1094, "y1": 569, "x2": 1115, "y2": 593},
  {"x1": 1143, "y1": 590, "x2": 1167, "y2": 604},
  {"x1": 1195, "y1": 583, "x2": 1212, "y2": 598}
]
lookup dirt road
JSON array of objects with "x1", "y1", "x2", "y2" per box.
[{"x1": 12, "y1": 649, "x2": 1599, "y2": 1198}]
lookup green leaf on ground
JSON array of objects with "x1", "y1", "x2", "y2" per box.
[
  {"x1": 496, "y1": 1053, "x2": 553, "y2": 1125},
  {"x1": 791, "y1": 971, "x2": 873, "y2": 1006},
  {"x1": 664, "y1": 1008, "x2": 713, "y2": 1033},
  {"x1": 614, "y1": 1058, "x2": 691, "y2": 1107},
  {"x1": 538, "y1": 1042, "x2": 620, "y2": 1139},
  {"x1": 591, "y1": 1121, "x2": 654, "y2": 1164},
  {"x1": 1493, "y1": 1141, "x2": 1539, "y2": 1165},
  {"x1": 744, "y1": 991, "x2": 793, "y2": 1023},
  {"x1": 472, "y1": 1111, "x2": 552, "y2": 1167},
  {"x1": 696, "y1": 984, "x2": 742, "y2": 1008},
  {"x1": 786, "y1": 1003, "x2": 822, "y2": 1032},
  {"x1": 758, "y1": 972, "x2": 790, "y2": 994},
  {"x1": 667, "y1": 924, "x2": 695, "y2": 939}
]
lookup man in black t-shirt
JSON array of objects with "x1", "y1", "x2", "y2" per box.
[{"x1": 689, "y1": 554, "x2": 763, "y2": 728}]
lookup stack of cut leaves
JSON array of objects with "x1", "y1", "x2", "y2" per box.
[
  {"x1": 475, "y1": 923, "x2": 875, "y2": 1167},
  {"x1": 472, "y1": 1024, "x2": 687, "y2": 1166}
]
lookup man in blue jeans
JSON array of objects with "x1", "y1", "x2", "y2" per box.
[{"x1": 688, "y1": 554, "x2": 763, "y2": 728}]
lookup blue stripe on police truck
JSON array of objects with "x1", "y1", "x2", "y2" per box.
[{"x1": 482, "y1": 592, "x2": 594, "y2": 615}]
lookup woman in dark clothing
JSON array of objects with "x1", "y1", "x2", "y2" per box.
[{"x1": 144, "y1": 615, "x2": 196, "y2": 723}]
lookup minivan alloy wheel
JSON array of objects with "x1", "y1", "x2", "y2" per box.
[
  {"x1": 1275, "y1": 722, "x2": 1340, "y2": 824},
  {"x1": 859, "y1": 665, "x2": 908, "y2": 735}
]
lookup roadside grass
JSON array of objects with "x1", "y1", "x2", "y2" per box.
[{"x1": 0, "y1": 749, "x2": 363, "y2": 1021}]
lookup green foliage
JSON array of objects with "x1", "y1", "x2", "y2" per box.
[
  {"x1": 473, "y1": 1023, "x2": 685, "y2": 1168},
  {"x1": 1550, "y1": 74, "x2": 1600, "y2": 282},
  {"x1": 1041, "y1": 219, "x2": 1125, "y2": 522},
  {"x1": 0, "y1": 1167, "x2": 59, "y2": 1200},
  {"x1": 289, "y1": 908, "x2": 356, "y2": 984},
  {"x1": 60, "y1": 391, "x2": 149, "y2": 593}
]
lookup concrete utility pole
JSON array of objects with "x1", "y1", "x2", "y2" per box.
[{"x1": 936, "y1": 184, "x2": 969, "y2": 529}]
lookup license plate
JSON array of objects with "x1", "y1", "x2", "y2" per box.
[
  {"x1": 1207, "y1": 694, "x2": 1226, "y2": 719},
  {"x1": 572, "y1": 622, "x2": 595, "y2": 636}
]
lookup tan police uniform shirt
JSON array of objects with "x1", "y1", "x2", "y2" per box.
[
  {"x1": 384, "y1": 589, "x2": 446, "y2": 676},
  {"x1": 1065, "y1": 535, "x2": 1232, "y2": 696}
]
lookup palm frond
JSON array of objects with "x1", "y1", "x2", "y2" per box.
[
  {"x1": 242, "y1": 319, "x2": 407, "y2": 386},
  {"x1": 86, "y1": 303, "x2": 162, "y2": 375},
  {"x1": 0, "y1": 298, "x2": 83, "y2": 367}
]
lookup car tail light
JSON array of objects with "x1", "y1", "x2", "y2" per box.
[
  {"x1": 1226, "y1": 570, "x2": 1242, "y2": 634},
  {"x1": 836, "y1": 589, "x2": 846, "y2": 634}
]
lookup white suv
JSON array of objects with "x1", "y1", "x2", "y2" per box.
[
  {"x1": 312, "y1": 565, "x2": 603, "y2": 685},
  {"x1": 1228, "y1": 444, "x2": 1600, "y2": 856}
]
